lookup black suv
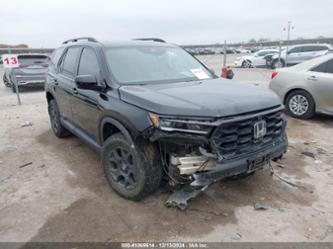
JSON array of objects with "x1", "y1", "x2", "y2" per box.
[{"x1": 46, "y1": 37, "x2": 288, "y2": 201}]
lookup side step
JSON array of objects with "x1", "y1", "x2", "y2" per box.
[{"x1": 61, "y1": 118, "x2": 101, "y2": 153}]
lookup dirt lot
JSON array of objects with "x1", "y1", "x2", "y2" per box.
[{"x1": 1, "y1": 58, "x2": 333, "y2": 242}]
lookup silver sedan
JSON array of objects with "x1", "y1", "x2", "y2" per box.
[{"x1": 269, "y1": 53, "x2": 333, "y2": 119}]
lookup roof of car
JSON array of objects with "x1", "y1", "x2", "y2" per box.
[
  {"x1": 62, "y1": 39, "x2": 177, "y2": 49},
  {"x1": 257, "y1": 49, "x2": 278, "y2": 52},
  {"x1": 290, "y1": 43, "x2": 331, "y2": 48},
  {"x1": 101, "y1": 40, "x2": 177, "y2": 48}
]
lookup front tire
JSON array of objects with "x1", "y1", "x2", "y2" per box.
[
  {"x1": 241, "y1": 60, "x2": 252, "y2": 68},
  {"x1": 3, "y1": 74, "x2": 10, "y2": 87},
  {"x1": 48, "y1": 99, "x2": 71, "y2": 137},
  {"x1": 102, "y1": 133, "x2": 162, "y2": 201},
  {"x1": 285, "y1": 90, "x2": 315, "y2": 119},
  {"x1": 272, "y1": 59, "x2": 285, "y2": 69},
  {"x1": 12, "y1": 84, "x2": 16, "y2": 93}
]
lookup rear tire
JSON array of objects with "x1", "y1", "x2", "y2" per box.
[
  {"x1": 285, "y1": 90, "x2": 315, "y2": 119},
  {"x1": 48, "y1": 99, "x2": 71, "y2": 137},
  {"x1": 3, "y1": 74, "x2": 9, "y2": 87},
  {"x1": 102, "y1": 133, "x2": 162, "y2": 201}
]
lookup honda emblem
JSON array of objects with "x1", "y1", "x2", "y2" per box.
[{"x1": 253, "y1": 120, "x2": 267, "y2": 139}]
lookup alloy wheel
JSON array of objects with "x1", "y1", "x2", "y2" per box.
[
  {"x1": 289, "y1": 94, "x2": 309, "y2": 116},
  {"x1": 108, "y1": 147, "x2": 137, "y2": 189}
]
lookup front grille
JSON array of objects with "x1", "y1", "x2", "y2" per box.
[{"x1": 211, "y1": 112, "x2": 284, "y2": 160}]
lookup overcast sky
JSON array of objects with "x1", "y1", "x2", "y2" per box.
[{"x1": 1, "y1": 0, "x2": 332, "y2": 47}]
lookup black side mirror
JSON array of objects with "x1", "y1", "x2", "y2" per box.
[{"x1": 75, "y1": 75, "x2": 101, "y2": 90}]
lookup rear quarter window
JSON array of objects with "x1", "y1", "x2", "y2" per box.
[{"x1": 310, "y1": 59, "x2": 333, "y2": 73}]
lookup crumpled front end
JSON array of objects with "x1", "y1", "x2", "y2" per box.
[{"x1": 143, "y1": 105, "x2": 288, "y2": 188}]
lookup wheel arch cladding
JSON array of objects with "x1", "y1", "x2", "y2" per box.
[{"x1": 100, "y1": 117, "x2": 137, "y2": 147}]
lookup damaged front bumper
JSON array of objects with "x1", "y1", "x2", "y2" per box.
[
  {"x1": 145, "y1": 106, "x2": 288, "y2": 185},
  {"x1": 147, "y1": 109, "x2": 288, "y2": 209},
  {"x1": 165, "y1": 136, "x2": 287, "y2": 209},
  {"x1": 191, "y1": 136, "x2": 288, "y2": 186}
]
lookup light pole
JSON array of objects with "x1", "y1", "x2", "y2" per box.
[{"x1": 283, "y1": 21, "x2": 294, "y2": 66}]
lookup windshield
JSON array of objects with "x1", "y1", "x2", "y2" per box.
[{"x1": 105, "y1": 46, "x2": 213, "y2": 84}]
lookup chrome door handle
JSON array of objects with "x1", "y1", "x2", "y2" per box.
[{"x1": 307, "y1": 75, "x2": 317, "y2": 81}]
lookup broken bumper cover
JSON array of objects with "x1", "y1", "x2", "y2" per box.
[{"x1": 191, "y1": 137, "x2": 288, "y2": 186}]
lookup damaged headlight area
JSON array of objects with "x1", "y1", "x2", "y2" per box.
[{"x1": 149, "y1": 113, "x2": 214, "y2": 135}]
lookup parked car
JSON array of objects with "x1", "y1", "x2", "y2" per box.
[
  {"x1": 219, "y1": 47, "x2": 238, "y2": 54},
  {"x1": 270, "y1": 44, "x2": 331, "y2": 69},
  {"x1": 269, "y1": 53, "x2": 333, "y2": 119},
  {"x1": 234, "y1": 49, "x2": 278, "y2": 68},
  {"x1": 3, "y1": 54, "x2": 49, "y2": 92},
  {"x1": 239, "y1": 48, "x2": 251, "y2": 54},
  {"x1": 46, "y1": 37, "x2": 288, "y2": 201}
]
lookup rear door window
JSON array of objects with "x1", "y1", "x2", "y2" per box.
[
  {"x1": 61, "y1": 47, "x2": 82, "y2": 76},
  {"x1": 313, "y1": 46, "x2": 329, "y2": 52},
  {"x1": 289, "y1": 47, "x2": 303, "y2": 53}
]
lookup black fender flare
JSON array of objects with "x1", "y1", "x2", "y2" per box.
[{"x1": 100, "y1": 117, "x2": 136, "y2": 148}]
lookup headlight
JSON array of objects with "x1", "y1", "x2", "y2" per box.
[{"x1": 149, "y1": 113, "x2": 213, "y2": 135}]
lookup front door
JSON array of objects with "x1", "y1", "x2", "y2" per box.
[{"x1": 71, "y1": 47, "x2": 103, "y2": 141}]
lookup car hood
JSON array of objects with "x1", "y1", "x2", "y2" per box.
[{"x1": 119, "y1": 78, "x2": 282, "y2": 117}]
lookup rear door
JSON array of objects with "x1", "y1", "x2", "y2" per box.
[
  {"x1": 307, "y1": 59, "x2": 333, "y2": 114},
  {"x1": 287, "y1": 47, "x2": 304, "y2": 64},
  {"x1": 252, "y1": 51, "x2": 269, "y2": 66},
  {"x1": 302, "y1": 46, "x2": 320, "y2": 61},
  {"x1": 71, "y1": 47, "x2": 103, "y2": 140},
  {"x1": 55, "y1": 46, "x2": 82, "y2": 121}
]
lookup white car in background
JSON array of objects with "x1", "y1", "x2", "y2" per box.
[
  {"x1": 234, "y1": 49, "x2": 278, "y2": 68},
  {"x1": 270, "y1": 43, "x2": 331, "y2": 69},
  {"x1": 269, "y1": 53, "x2": 333, "y2": 119}
]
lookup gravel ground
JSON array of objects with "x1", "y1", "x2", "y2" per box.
[{"x1": 0, "y1": 56, "x2": 333, "y2": 242}]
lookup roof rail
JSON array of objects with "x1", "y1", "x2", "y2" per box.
[
  {"x1": 62, "y1": 37, "x2": 98, "y2": 44},
  {"x1": 133, "y1": 38, "x2": 166, "y2": 43}
]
